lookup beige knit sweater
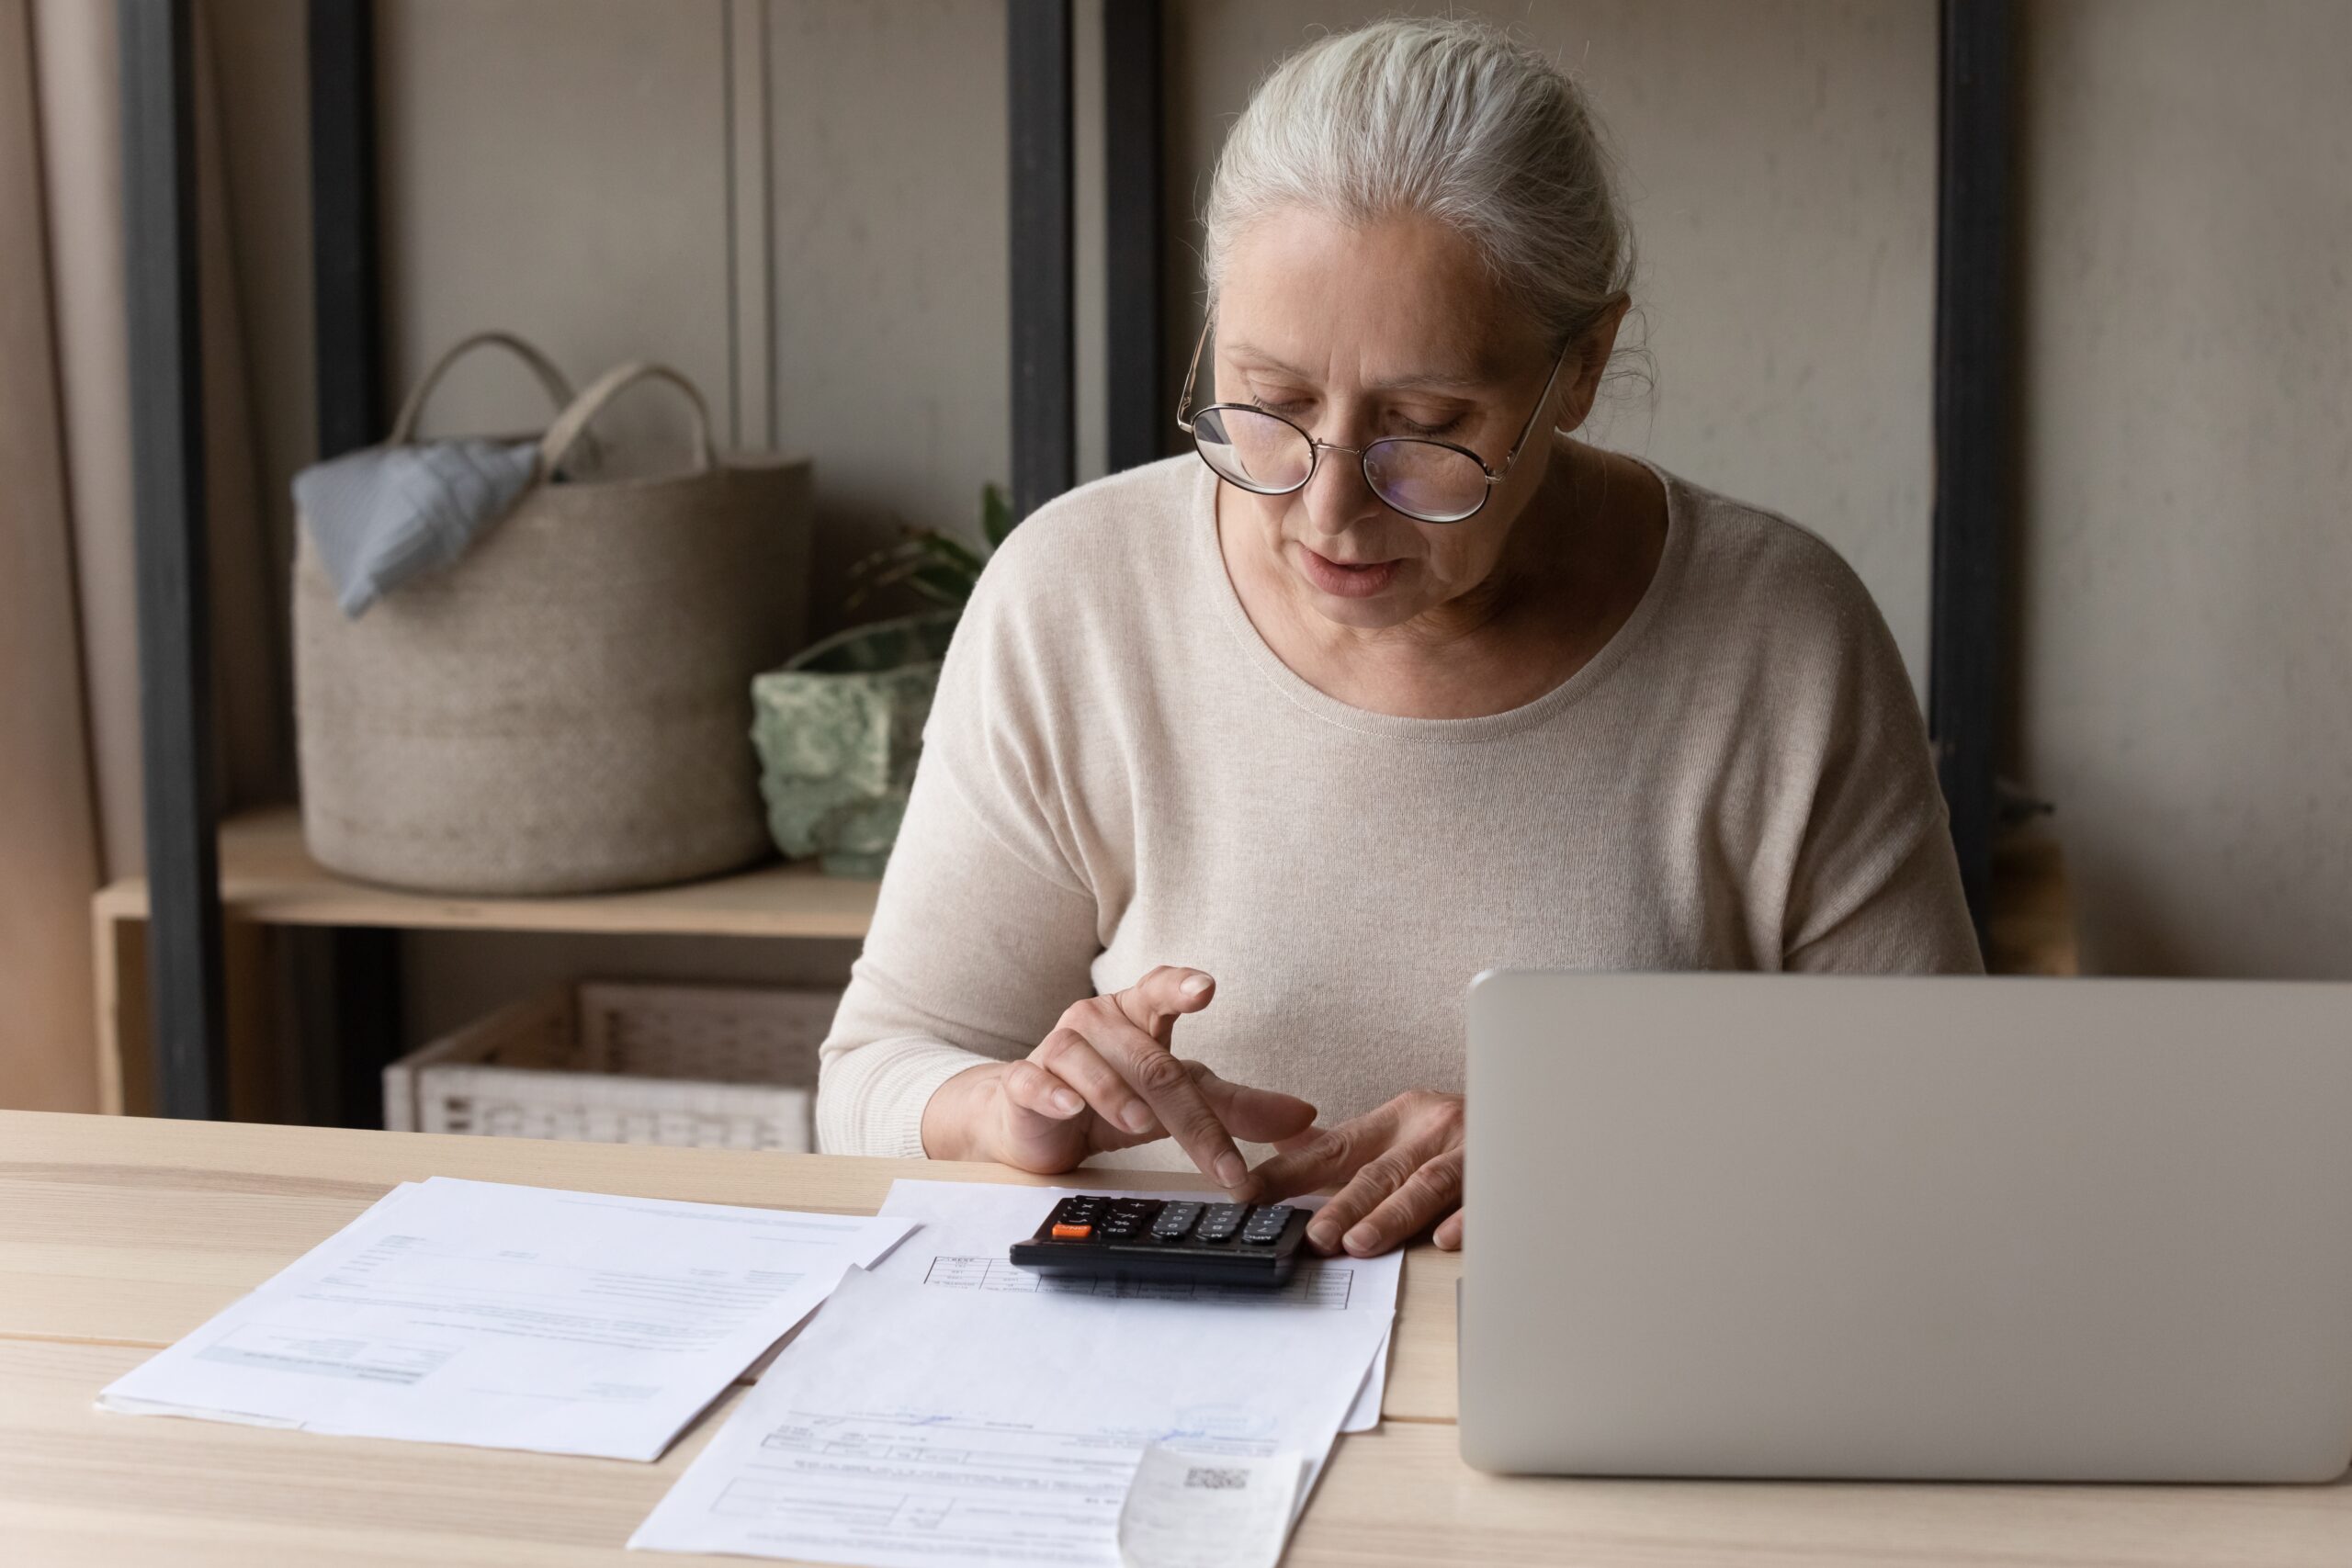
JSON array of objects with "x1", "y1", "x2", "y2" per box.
[{"x1": 816, "y1": 454, "x2": 1981, "y2": 1162}]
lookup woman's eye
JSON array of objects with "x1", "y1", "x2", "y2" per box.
[{"x1": 1397, "y1": 413, "x2": 1464, "y2": 438}]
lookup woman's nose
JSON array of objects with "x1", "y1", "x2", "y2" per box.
[{"x1": 1297, "y1": 440, "x2": 1384, "y2": 537}]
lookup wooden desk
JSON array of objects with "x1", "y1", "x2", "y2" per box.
[{"x1": 2, "y1": 1111, "x2": 2344, "y2": 1566}]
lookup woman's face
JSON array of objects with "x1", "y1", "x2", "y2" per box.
[{"x1": 1210, "y1": 208, "x2": 1611, "y2": 632}]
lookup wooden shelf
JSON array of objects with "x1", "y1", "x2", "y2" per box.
[
  {"x1": 1987, "y1": 830, "x2": 2079, "y2": 976},
  {"x1": 94, "y1": 807, "x2": 878, "y2": 942}
]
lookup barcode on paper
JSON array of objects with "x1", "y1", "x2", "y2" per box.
[{"x1": 1182, "y1": 1465, "x2": 1250, "y2": 1491}]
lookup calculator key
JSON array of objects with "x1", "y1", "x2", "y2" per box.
[
  {"x1": 1151, "y1": 1202, "x2": 1204, "y2": 1239},
  {"x1": 1051, "y1": 1223, "x2": 1092, "y2": 1239}
]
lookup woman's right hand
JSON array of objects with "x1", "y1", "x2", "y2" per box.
[{"x1": 920, "y1": 966, "x2": 1315, "y2": 1201}]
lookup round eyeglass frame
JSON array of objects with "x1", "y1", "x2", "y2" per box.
[{"x1": 1174, "y1": 315, "x2": 1571, "y2": 525}]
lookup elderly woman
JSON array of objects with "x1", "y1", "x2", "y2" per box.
[{"x1": 818, "y1": 17, "x2": 1979, "y2": 1258}]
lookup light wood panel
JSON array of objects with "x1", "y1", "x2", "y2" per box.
[
  {"x1": 6, "y1": 1339, "x2": 2348, "y2": 1568},
  {"x1": 0, "y1": 1111, "x2": 1454, "y2": 1419},
  {"x1": 91, "y1": 808, "x2": 879, "y2": 939}
]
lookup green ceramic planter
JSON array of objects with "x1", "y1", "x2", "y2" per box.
[{"x1": 751, "y1": 610, "x2": 960, "y2": 876}]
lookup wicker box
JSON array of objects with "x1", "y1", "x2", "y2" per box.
[{"x1": 383, "y1": 982, "x2": 835, "y2": 1151}]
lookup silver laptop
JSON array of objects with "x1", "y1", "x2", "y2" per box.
[{"x1": 1459, "y1": 972, "x2": 2352, "y2": 1482}]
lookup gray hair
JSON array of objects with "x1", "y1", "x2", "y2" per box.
[{"x1": 1204, "y1": 16, "x2": 1636, "y2": 355}]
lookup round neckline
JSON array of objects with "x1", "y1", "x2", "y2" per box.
[{"x1": 1193, "y1": 446, "x2": 1691, "y2": 744}]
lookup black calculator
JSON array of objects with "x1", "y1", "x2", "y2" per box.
[{"x1": 1007, "y1": 1194, "x2": 1310, "y2": 1287}]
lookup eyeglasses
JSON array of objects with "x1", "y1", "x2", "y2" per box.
[{"x1": 1175, "y1": 316, "x2": 1570, "y2": 525}]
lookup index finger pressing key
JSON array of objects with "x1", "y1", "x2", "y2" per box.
[
  {"x1": 1096, "y1": 1021, "x2": 1253, "y2": 1194},
  {"x1": 1109, "y1": 969, "x2": 1248, "y2": 1188}
]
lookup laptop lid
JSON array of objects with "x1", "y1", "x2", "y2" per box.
[{"x1": 1459, "y1": 972, "x2": 2352, "y2": 1482}]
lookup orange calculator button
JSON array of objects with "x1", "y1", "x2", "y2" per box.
[{"x1": 1051, "y1": 1223, "x2": 1092, "y2": 1239}]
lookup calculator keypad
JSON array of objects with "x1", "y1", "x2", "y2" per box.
[{"x1": 1021, "y1": 1195, "x2": 1305, "y2": 1286}]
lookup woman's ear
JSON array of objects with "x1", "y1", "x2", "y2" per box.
[{"x1": 1555, "y1": 295, "x2": 1632, "y2": 434}]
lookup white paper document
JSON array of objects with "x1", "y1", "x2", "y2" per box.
[
  {"x1": 873, "y1": 1179, "x2": 1403, "y2": 1431},
  {"x1": 1116, "y1": 1443, "x2": 1302, "y2": 1568},
  {"x1": 629, "y1": 1267, "x2": 1389, "y2": 1567},
  {"x1": 98, "y1": 1176, "x2": 914, "y2": 1461}
]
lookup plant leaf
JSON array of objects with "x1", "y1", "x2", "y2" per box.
[
  {"x1": 844, "y1": 538, "x2": 931, "y2": 581},
  {"x1": 921, "y1": 531, "x2": 989, "y2": 577},
  {"x1": 904, "y1": 563, "x2": 977, "y2": 606},
  {"x1": 982, "y1": 481, "x2": 1015, "y2": 548}
]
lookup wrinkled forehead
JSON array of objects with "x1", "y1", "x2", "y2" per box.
[{"x1": 1211, "y1": 207, "x2": 1545, "y2": 391}]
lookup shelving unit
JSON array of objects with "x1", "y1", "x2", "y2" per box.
[
  {"x1": 112, "y1": 0, "x2": 1159, "y2": 1122},
  {"x1": 117, "y1": 0, "x2": 2020, "y2": 1123},
  {"x1": 90, "y1": 809, "x2": 879, "y2": 1118}
]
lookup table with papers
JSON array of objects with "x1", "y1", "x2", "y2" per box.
[
  {"x1": 630, "y1": 1265, "x2": 1385, "y2": 1566},
  {"x1": 93, "y1": 1168, "x2": 1392, "y2": 1565},
  {"x1": 6, "y1": 1110, "x2": 2350, "y2": 1568},
  {"x1": 96, "y1": 1177, "x2": 913, "y2": 1461},
  {"x1": 624, "y1": 1178, "x2": 1396, "y2": 1565}
]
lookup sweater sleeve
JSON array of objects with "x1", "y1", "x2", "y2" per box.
[
  {"x1": 1776, "y1": 547, "x2": 1984, "y2": 976},
  {"x1": 815, "y1": 535, "x2": 1106, "y2": 1157}
]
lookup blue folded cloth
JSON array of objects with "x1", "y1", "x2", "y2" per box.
[{"x1": 294, "y1": 437, "x2": 539, "y2": 616}]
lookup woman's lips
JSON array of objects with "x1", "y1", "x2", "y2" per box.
[{"x1": 1299, "y1": 546, "x2": 1402, "y2": 599}]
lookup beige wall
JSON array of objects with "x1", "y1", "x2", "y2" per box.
[
  {"x1": 2016, "y1": 1, "x2": 2352, "y2": 978},
  {"x1": 195, "y1": 0, "x2": 2346, "y2": 1055}
]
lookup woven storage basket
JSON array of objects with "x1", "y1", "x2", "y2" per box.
[
  {"x1": 382, "y1": 982, "x2": 834, "y2": 1151},
  {"x1": 295, "y1": 333, "x2": 812, "y2": 896}
]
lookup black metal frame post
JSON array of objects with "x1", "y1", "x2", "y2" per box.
[
  {"x1": 121, "y1": 0, "x2": 228, "y2": 1119},
  {"x1": 1928, "y1": 0, "x2": 2017, "y2": 945},
  {"x1": 309, "y1": 0, "x2": 404, "y2": 1126},
  {"x1": 311, "y1": 0, "x2": 382, "y2": 457},
  {"x1": 1008, "y1": 0, "x2": 1075, "y2": 518},
  {"x1": 1102, "y1": 0, "x2": 1163, "y2": 473}
]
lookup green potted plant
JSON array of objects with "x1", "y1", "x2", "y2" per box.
[{"x1": 749, "y1": 485, "x2": 1013, "y2": 875}]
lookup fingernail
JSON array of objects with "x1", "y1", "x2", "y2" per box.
[
  {"x1": 1216, "y1": 1153, "x2": 1247, "y2": 1187},
  {"x1": 1180, "y1": 973, "x2": 1213, "y2": 998},
  {"x1": 1051, "y1": 1089, "x2": 1081, "y2": 1115},
  {"x1": 1122, "y1": 1102, "x2": 1154, "y2": 1134},
  {"x1": 1343, "y1": 1225, "x2": 1376, "y2": 1254},
  {"x1": 1307, "y1": 1224, "x2": 1339, "y2": 1252}
]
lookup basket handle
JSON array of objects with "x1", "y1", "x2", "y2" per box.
[
  {"x1": 388, "y1": 331, "x2": 577, "y2": 446},
  {"x1": 537, "y1": 362, "x2": 718, "y2": 479}
]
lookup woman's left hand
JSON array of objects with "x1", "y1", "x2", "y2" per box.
[{"x1": 1250, "y1": 1089, "x2": 1464, "y2": 1257}]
